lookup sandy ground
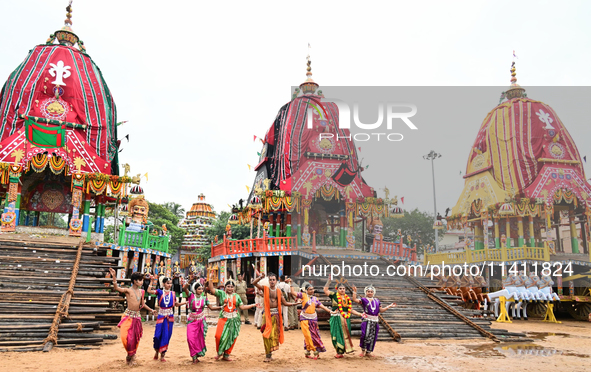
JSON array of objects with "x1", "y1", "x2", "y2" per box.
[{"x1": 3, "y1": 313, "x2": 590, "y2": 372}]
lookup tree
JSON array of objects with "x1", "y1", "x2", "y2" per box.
[
  {"x1": 355, "y1": 208, "x2": 445, "y2": 254},
  {"x1": 104, "y1": 224, "x2": 115, "y2": 243},
  {"x1": 163, "y1": 202, "x2": 185, "y2": 220},
  {"x1": 194, "y1": 244, "x2": 212, "y2": 262},
  {"x1": 148, "y1": 202, "x2": 184, "y2": 254},
  {"x1": 18, "y1": 212, "x2": 68, "y2": 228},
  {"x1": 205, "y1": 211, "x2": 251, "y2": 243}
]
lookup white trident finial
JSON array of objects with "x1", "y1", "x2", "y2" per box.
[{"x1": 48, "y1": 60, "x2": 72, "y2": 86}]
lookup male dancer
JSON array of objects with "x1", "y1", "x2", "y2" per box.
[
  {"x1": 110, "y1": 268, "x2": 155, "y2": 366},
  {"x1": 252, "y1": 272, "x2": 298, "y2": 362}
]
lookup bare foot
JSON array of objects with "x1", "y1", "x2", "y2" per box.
[
  {"x1": 160, "y1": 358, "x2": 167, "y2": 362},
  {"x1": 153, "y1": 352, "x2": 159, "y2": 360},
  {"x1": 359, "y1": 352, "x2": 365, "y2": 357},
  {"x1": 366, "y1": 353, "x2": 376, "y2": 358},
  {"x1": 222, "y1": 356, "x2": 233, "y2": 361}
]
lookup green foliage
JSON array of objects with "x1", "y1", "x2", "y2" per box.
[
  {"x1": 148, "y1": 202, "x2": 184, "y2": 254},
  {"x1": 205, "y1": 211, "x2": 251, "y2": 243},
  {"x1": 195, "y1": 244, "x2": 212, "y2": 262},
  {"x1": 18, "y1": 212, "x2": 68, "y2": 228},
  {"x1": 355, "y1": 208, "x2": 445, "y2": 254},
  {"x1": 104, "y1": 224, "x2": 115, "y2": 243},
  {"x1": 162, "y1": 202, "x2": 185, "y2": 219}
]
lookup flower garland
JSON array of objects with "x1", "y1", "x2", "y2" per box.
[
  {"x1": 337, "y1": 294, "x2": 352, "y2": 319},
  {"x1": 49, "y1": 156, "x2": 67, "y2": 174}
]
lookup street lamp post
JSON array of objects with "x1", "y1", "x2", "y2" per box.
[{"x1": 423, "y1": 150, "x2": 442, "y2": 252}]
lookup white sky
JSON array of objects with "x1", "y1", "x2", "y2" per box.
[{"x1": 2, "y1": 0, "x2": 591, "y2": 216}]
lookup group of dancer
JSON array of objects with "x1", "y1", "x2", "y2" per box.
[{"x1": 111, "y1": 267, "x2": 396, "y2": 365}]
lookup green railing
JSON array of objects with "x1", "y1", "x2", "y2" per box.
[{"x1": 118, "y1": 229, "x2": 169, "y2": 253}]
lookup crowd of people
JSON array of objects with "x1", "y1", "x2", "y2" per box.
[{"x1": 110, "y1": 268, "x2": 396, "y2": 366}]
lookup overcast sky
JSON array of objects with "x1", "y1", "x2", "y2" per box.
[{"x1": 2, "y1": 0, "x2": 591, "y2": 217}]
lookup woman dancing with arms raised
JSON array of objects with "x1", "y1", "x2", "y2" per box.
[
  {"x1": 323, "y1": 277, "x2": 363, "y2": 358},
  {"x1": 208, "y1": 271, "x2": 256, "y2": 361},
  {"x1": 183, "y1": 278, "x2": 221, "y2": 363},
  {"x1": 147, "y1": 276, "x2": 185, "y2": 362},
  {"x1": 291, "y1": 282, "x2": 332, "y2": 359},
  {"x1": 350, "y1": 284, "x2": 396, "y2": 357}
]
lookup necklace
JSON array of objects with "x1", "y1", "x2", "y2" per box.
[
  {"x1": 225, "y1": 294, "x2": 235, "y2": 311},
  {"x1": 132, "y1": 287, "x2": 141, "y2": 302},
  {"x1": 337, "y1": 294, "x2": 352, "y2": 319},
  {"x1": 163, "y1": 290, "x2": 172, "y2": 307},
  {"x1": 368, "y1": 297, "x2": 377, "y2": 313}
]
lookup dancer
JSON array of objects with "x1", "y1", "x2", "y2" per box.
[
  {"x1": 208, "y1": 272, "x2": 256, "y2": 361},
  {"x1": 290, "y1": 282, "x2": 331, "y2": 359},
  {"x1": 252, "y1": 272, "x2": 298, "y2": 362},
  {"x1": 110, "y1": 268, "x2": 155, "y2": 366},
  {"x1": 323, "y1": 278, "x2": 362, "y2": 358},
  {"x1": 183, "y1": 280, "x2": 221, "y2": 363},
  {"x1": 351, "y1": 284, "x2": 396, "y2": 357},
  {"x1": 147, "y1": 276, "x2": 184, "y2": 362}
]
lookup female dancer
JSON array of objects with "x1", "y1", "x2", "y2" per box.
[
  {"x1": 147, "y1": 276, "x2": 184, "y2": 362},
  {"x1": 323, "y1": 278, "x2": 362, "y2": 358},
  {"x1": 183, "y1": 280, "x2": 221, "y2": 363},
  {"x1": 208, "y1": 272, "x2": 256, "y2": 361},
  {"x1": 291, "y1": 282, "x2": 331, "y2": 359},
  {"x1": 351, "y1": 284, "x2": 396, "y2": 357}
]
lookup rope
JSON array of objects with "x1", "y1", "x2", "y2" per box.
[
  {"x1": 43, "y1": 242, "x2": 84, "y2": 347},
  {"x1": 378, "y1": 314, "x2": 401, "y2": 342},
  {"x1": 379, "y1": 256, "x2": 500, "y2": 343}
]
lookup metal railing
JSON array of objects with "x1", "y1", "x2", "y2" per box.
[
  {"x1": 118, "y1": 229, "x2": 169, "y2": 253},
  {"x1": 211, "y1": 236, "x2": 297, "y2": 257}
]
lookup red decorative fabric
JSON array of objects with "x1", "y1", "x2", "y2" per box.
[{"x1": 0, "y1": 44, "x2": 118, "y2": 174}]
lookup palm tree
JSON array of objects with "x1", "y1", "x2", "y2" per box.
[{"x1": 163, "y1": 202, "x2": 186, "y2": 219}]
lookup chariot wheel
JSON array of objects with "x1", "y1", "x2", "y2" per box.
[
  {"x1": 527, "y1": 302, "x2": 547, "y2": 318},
  {"x1": 566, "y1": 302, "x2": 591, "y2": 321},
  {"x1": 573, "y1": 279, "x2": 591, "y2": 297}
]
